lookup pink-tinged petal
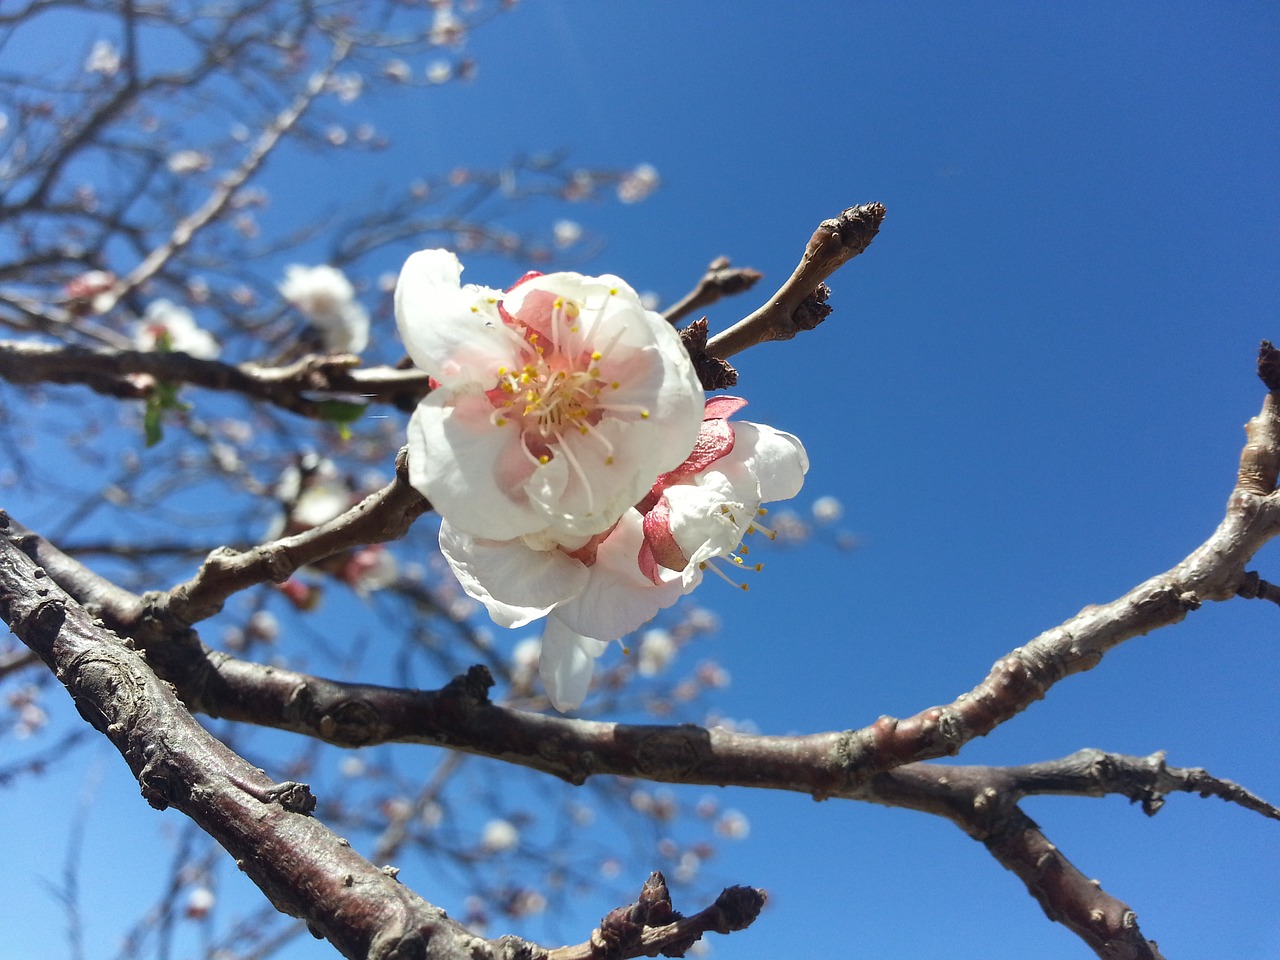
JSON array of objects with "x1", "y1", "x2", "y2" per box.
[
  {"x1": 661, "y1": 475, "x2": 748, "y2": 573},
  {"x1": 540, "y1": 617, "x2": 609, "y2": 712},
  {"x1": 648, "y1": 416, "x2": 736, "y2": 492},
  {"x1": 394, "y1": 249, "x2": 520, "y2": 385},
  {"x1": 554, "y1": 513, "x2": 684, "y2": 641},
  {"x1": 409, "y1": 394, "x2": 544, "y2": 540},
  {"x1": 703, "y1": 395, "x2": 748, "y2": 420},
  {"x1": 438, "y1": 522, "x2": 588, "y2": 628},
  {"x1": 640, "y1": 495, "x2": 689, "y2": 577}
]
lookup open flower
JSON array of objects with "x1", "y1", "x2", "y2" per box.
[
  {"x1": 134, "y1": 299, "x2": 220, "y2": 359},
  {"x1": 438, "y1": 398, "x2": 808, "y2": 710},
  {"x1": 396, "y1": 249, "x2": 704, "y2": 542},
  {"x1": 279, "y1": 264, "x2": 369, "y2": 354}
]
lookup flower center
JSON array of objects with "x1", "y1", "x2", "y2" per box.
[{"x1": 486, "y1": 292, "x2": 648, "y2": 463}]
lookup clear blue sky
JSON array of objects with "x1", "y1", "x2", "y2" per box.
[{"x1": 3, "y1": 3, "x2": 1278, "y2": 958}]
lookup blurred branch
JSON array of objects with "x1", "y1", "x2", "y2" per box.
[
  {"x1": 92, "y1": 37, "x2": 353, "y2": 316},
  {"x1": 663, "y1": 257, "x2": 763, "y2": 325},
  {"x1": 0, "y1": 341, "x2": 431, "y2": 417},
  {"x1": 142, "y1": 446, "x2": 430, "y2": 630}
]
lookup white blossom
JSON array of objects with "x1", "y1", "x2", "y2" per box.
[
  {"x1": 279, "y1": 264, "x2": 369, "y2": 354},
  {"x1": 85, "y1": 40, "x2": 120, "y2": 77},
  {"x1": 395, "y1": 249, "x2": 704, "y2": 543},
  {"x1": 480, "y1": 818, "x2": 519, "y2": 853},
  {"x1": 134, "y1": 300, "x2": 220, "y2": 359}
]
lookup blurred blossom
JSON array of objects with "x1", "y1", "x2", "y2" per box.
[
  {"x1": 768, "y1": 508, "x2": 810, "y2": 543},
  {"x1": 715, "y1": 809, "x2": 751, "y2": 839},
  {"x1": 811, "y1": 495, "x2": 844, "y2": 523},
  {"x1": 230, "y1": 123, "x2": 249, "y2": 142},
  {"x1": 184, "y1": 886, "x2": 216, "y2": 920},
  {"x1": 512, "y1": 637, "x2": 541, "y2": 673},
  {"x1": 187, "y1": 277, "x2": 210, "y2": 302},
  {"x1": 326, "y1": 72, "x2": 364, "y2": 103},
  {"x1": 0, "y1": 112, "x2": 8, "y2": 134},
  {"x1": 480, "y1": 818, "x2": 519, "y2": 853},
  {"x1": 685, "y1": 606, "x2": 720, "y2": 633},
  {"x1": 230, "y1": 285, "x2": 255, "y2": 306},
  {"x1": 503, "y1": 889, "x2": 546, "y2": 917},
  {"x1": 564, "y1": 170, "x2": 595, "y2": 201},
  {"x1": 617, "y1": 163, "x2": 659, "y2": 203},
  {"x1": 355, "y1": 123, "x2": 376, "y2": 143},
  {"x1": 430, "y1": 9, "x2": 466, "y2": 45},
  {"x1": 553, "y1": 219, "x2": 583, "y2": 248},
  {"x1": 85, "y1": 40, "x2": 121, "y2": 76},
  {"x1": 696, "y1": 661, "x2": 730, "y2": 688},
  {"x1": 233, "y1": 213, "x2": 259, "y2": 238},
  {"x1": 64, "y1": 270, "x2": 115, "y2": 314},
  {"x1": 292, "y1": 479, "x2": 350, "y2": 529},
  {"x1": 695, "y1": 796, "x2": 718, "y2": 819},
  {"x1": 247, "y1": 610, "x2": 279, "y2": 643},
  {"x1": 382, "y1": 797, "x2": 413, "y2": 821},
  {"x1": 134, "y1": 299, "x2": 220, "y2": 359},
  {"x1": 340, "y1": 756, "x2": 366, "y2": 778},
  {"x1": 639, "y1": 291, "x2": 661, "y2": 311},
  {"x1": 420, "y1": 801, "x2": 443, "y2": 829},
  {"x1": 378, "y1": 271, "x2": 398, "y2": 292},
  {"x1": 383, "y1": 59, "x2": 411, "y2": 83},
  {"x1": 326, "y1": 125, "x2": 348, "y2": 146},
  {"x1": 167, "y1": 150, "x2": 212, "y2": 174},
  {"x1": 674, "y1": 850, "x2": 700, "y2": 884},
  {"x1": 74, "y1": 184, "x2": 99, "y2": 212},
  {"x1": 455, "y1": 58, "x2": 478, "y2": 82},
  {"x1": 630, "y1": 790, "x2": 653, "y2": 814},
  {"x1": 600, "y1": 858, "x2": 621, "y2": 878},
  {"x1": 338, "y1": 545, "x2": 399, "y2": 596},
  {"x1": 10, "y1": 686, "x2": 47, "y2": 738},
  {"x1": 409, "y1": 180, "x2": 431, "y2": 199},
  {"x1": 279, "y1": 264, "x2": 370, "y2": 354},
  {"x1": 426, "y1": 61, "x2": 452, "y2": 84},
  {"x1": 210, "y1": 442, "x2": 239, "y2": 473},
  {"x1": 637, "y1": 628, "x2": 676, "y2": 677},
  {"x1": 568, "y1": 803, "x2": 594, "y2": 826}
]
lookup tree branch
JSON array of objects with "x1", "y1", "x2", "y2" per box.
[
  {"x1": 705, "y1": 203, "x2": 885, "y2": 361},
  {"x1": 0, "y1": 340, "x2": 431, "y2": 419},
  {"x1": 0, "y1": 516, "x2": 762, "y2": 960},
  {"x1": 663, "y1": 257, "x2": 763, "y2": 325}
]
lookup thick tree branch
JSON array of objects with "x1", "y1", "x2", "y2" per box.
[{"x1": 0, "y1": 518, "x2": 762, "y2": 960}]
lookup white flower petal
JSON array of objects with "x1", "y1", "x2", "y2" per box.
[
  {"x1": 394, "y1": 249, "x2": 518, "y2": 384},
  {"x1": 539, "y1": 617, "x2": 608, "y2": 712},
  {"x1": 408, "y1": 395, "x2": 545, "y2": 540},
  {"x1": 553, "y1": 512, "x2": 685, "y2": 640},
  {"x1": 439, "y1": 522, "x2": 588, "y2": 627}
]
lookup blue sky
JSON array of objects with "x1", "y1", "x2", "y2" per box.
[{"x1": 3, "y1": 2, "x2": 1279, "y2": 958}]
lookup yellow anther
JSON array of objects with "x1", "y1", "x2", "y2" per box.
[
  {"x1": 609, "y1": 287, "x2": 618, "y2": 295},
  {"x1": 538, "y1": 455, "x2": 550, "y2": 464},
  {"x1": 591, "y1": 351, "x2": 602, "y2": 360},
  {"x1": 640, "y1": 409, "x2": 650, "y2": 419}
]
